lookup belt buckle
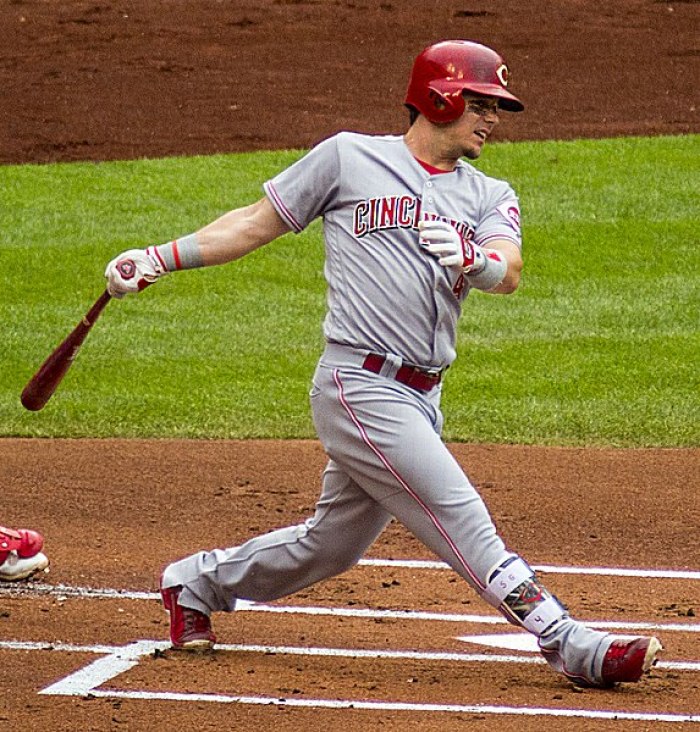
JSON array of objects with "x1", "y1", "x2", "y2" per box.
[{"x1": 403, "y1": 360, "x2": 441, "y2": 380}]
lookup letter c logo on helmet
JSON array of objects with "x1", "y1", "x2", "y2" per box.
[{"x1": 404, "y1": 40, "x2": 524, "y2": 124}]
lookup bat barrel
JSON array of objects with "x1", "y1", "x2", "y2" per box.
[
  {"x1": 21, "y1": 351, "x2": 77, "y2": 411},
  {"x1": 20, "y1": 290, "x2": 112, "y2": 411}
]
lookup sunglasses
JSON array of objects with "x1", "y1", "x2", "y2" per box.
[{"x1": 464, "y1": 98, "x2": 500, "y2": 117}]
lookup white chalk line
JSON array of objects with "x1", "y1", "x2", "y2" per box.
[
  {"x1": 359, "y1": 559, "x2": 700, "y2": 580},
  {"x1": 70, "y1": 689, "x2": 700, "y2": 724},
  {"x1": 2, "y1": 582, "x2": 698, "y2": 634},
  {"x1": 9, "y1": 639, "x2": 697, "y2": 724},
  {"x1": 3, "y1": 639, "x2": 696, "y2": 672},
  {"x1": 234, "y1": 601, "x2": 700, "y2": 634},
  {"x1": 37, "y1": 641, "x2": 159, "y2": 696}
]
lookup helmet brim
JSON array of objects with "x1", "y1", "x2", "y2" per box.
[{"x1": 435, "y1": 79, "x2": 524, "y2": 112}]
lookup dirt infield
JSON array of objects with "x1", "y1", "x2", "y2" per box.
[
  {"x1": 1, "y1": 0, "x2": 697, "y2": 164},
  {"x1": 2, "y1": 440, "x2": 700, "y2": 730},
  {"x1": 1, "y1": 0, "x2": 698, "y2": 729}
]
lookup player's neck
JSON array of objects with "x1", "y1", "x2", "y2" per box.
[{"x1": 404, "y1": 124, "x2": 459, "y2": 172}]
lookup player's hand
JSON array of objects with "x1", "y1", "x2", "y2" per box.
[
  {"x1": 418, "y1": 219, "x2": 485, "y2": 273},
  {"x1": 104, "y1": 247, "x2": 167, "y2": 298}
]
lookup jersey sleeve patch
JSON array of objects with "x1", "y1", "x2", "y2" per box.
[{"x1": 496, "y1": 202, "x2": 521, "y2": 233}]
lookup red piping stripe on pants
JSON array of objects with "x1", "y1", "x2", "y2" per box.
[{"x1": 332, "y1": 369, "x2": 485, "y2": 592}]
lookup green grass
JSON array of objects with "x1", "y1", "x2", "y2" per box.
[{"x1": 1, "y1": 136, "x2": 697, "y2": 446}]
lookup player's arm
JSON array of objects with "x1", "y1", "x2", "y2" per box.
[
  {"x1": 104, "y1": 197, "x2": 290, "y2": 297},
  {"x1": 418, "y1": 221, "x2": 522, "y2": 295},
  {"x1": 195, "y1": 197, "x2": 291, "y2": 266},
  {"x1": 477, "y1": 237, "x2": 522, "y2": 295}
]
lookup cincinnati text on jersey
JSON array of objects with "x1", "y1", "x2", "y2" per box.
[{"x1": 353, "y1": 196, "x2": 475, "y2": 242}]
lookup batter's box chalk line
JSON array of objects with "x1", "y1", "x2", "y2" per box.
[
  {"x1": 0, "y1": 639, "x2": 698, "y2": 724},
  {"x1": 1, "y1": 581, "x2": 698, "y2": 634}
]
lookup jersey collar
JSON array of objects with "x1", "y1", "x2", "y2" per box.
[{"x1": 414, "y1": 157, "x2": 455, "y2": 175}]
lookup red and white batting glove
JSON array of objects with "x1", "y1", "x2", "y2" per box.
[
  {"x1": 104, "y1": 247, "x2": 167, "y2": 298},
  {"x1": 418, "y1": 219, "x2": 486, "y2": 274}
]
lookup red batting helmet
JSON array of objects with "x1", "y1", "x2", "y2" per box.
[{"x1": 405, "y1": 40, "x2": 524, "y2": 124}]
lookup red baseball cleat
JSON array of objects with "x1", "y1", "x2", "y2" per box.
[
  {"x1": 0, "y1": 526, "x2": 50, "y2": 581},
  {"x1": 601, "y1": 636, "x2": 663, "y2": 685},
  {"x1": 160, "y1": 579, "x2": 216, "y2": 651}
]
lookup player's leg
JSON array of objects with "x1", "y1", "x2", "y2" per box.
[
  {"x1": 316, "y1": 364, "x2": 661, "y2": 686},
  {"x1": 313, "y1": 365, "x2": 508, "y2": 584},
  {"x1": 160, "y1": 459, "x2": 391, "y2": 648},
  {"x1": 482, "y1": 555, "x2": 662, "y2": 686}
]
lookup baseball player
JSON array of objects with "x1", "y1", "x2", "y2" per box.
[
  {"x1": 105, "y1": 40, "x2": 662, "y2": 687},
  {"x1": 0, "y1": 524, "x2": 49, "y2": 581}
]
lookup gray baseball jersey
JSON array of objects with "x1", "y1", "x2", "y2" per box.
[
  {"x1": 264, "y1": 132, "x2": 522, "y2": 368},
  {"x1": 163, "y1": 131, "x2": 615, "y2": 685}
]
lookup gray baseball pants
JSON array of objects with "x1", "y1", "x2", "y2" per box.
[{"x1": 163, "y1": 342, "x2": 612, "y2": 684}]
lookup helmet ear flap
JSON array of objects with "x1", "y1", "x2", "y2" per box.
[{"x1": 426, "y1": 86, "x2": 466, "y2": 124}]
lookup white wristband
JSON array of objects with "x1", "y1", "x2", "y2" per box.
[{"x1": 465, "y1": 248, "x2": 507, "y2": 291}]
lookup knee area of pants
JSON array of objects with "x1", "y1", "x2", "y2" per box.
[
  {"x1": 318, "y1": 547, "x2": 361, "y2": 578},
  {"x1": 239, "y1": 578, "x2": 292, "y2": 603}
]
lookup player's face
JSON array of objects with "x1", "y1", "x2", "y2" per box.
[{"x1": 449, "y1": 94, "x2": 501, "y2": 160}]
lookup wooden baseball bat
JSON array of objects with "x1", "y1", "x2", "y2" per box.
[{"x1": 20, "y1": 290, "x2": 112, "y2": 411}]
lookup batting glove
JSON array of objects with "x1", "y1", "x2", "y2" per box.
[
  {"x1": 104, "y1": 247, "x2": 167, "y2": 298},
  {"x1": 418, "y1": 219, "x2": 485, "y2": 274}
]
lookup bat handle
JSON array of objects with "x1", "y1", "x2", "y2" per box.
[{"x1": 84, "y1": 289, "x2": 112, "y2": 323}]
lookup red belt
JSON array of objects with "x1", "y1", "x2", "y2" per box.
[{"x1": 362, "y1": 353, "x2": 443, "y2": 393}]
